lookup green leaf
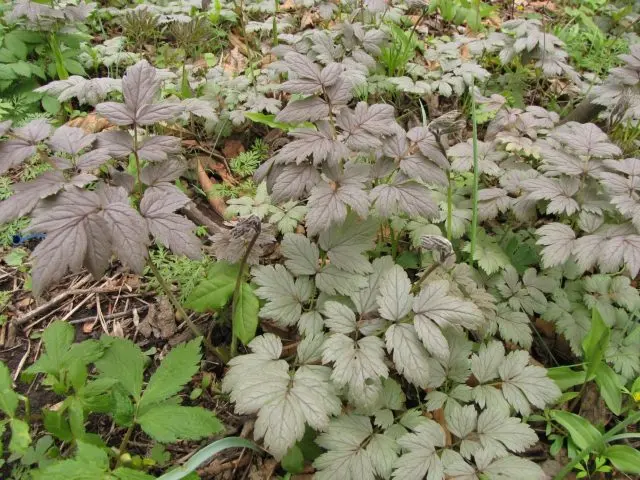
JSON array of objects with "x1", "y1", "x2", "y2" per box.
[
  {"x1": 603, "y1": 445, "x2": 640, "y2": 474},
  {"x1": 139, "y1": 338, "x2": 202, "y2": 412},
  {"x1": 9, "y1": 418, "x2": 31, "y2": 454},
  {"x1": 113, "y1": 468, "x2": 157, "y2": 480},
  {"x1": 156, "y1": 437, "x2": 258, "y2": 480},
  {"x1": 0, "y1": 361, "x2": 19, "y2": 417},
  {"x1": 63, "y1": 59, "x2": 86, "y2": 76},
  {"x1": 111, "y1": 385, "x2": 135, "y2": 426},
  {"x1": 184, "y1": 277, "x2": 234, "y2": 312},
  {"x1": 25, "y1": 320, "x2": 74, "y2": 376},
  {"x1": 32, "y1": 459, "x2": 105, "y2": 480},
  {"x1": 0, "y1": 48, "x2": 17, "y2": 63},
  {"x1": 3, "y1": 31, "x2": 27, "y2": 60},
  {"x1": 95, "y1": 337, "x2": 144, "y2": 400},
  {"x1": 281, "y1": 444, "x2": 305, "y2": 474},
  {"x1": 546, "y1": 366, "x2": 586, "y2": 391},
  {"x1": 42, "y1": 95, "x2": 61, "y2": 114},
  {"x1": 68, "y1": 397, "x2": 85, "y2": 440},
  {"x1": 594, "y1": 363, "x2": 622, "y2": 416},
  {"x1": 233, "y1": 283, "x2": 259, "y2": 345},
  {"x1": 43, "y1": 408, "x2": 73, "y2": 441},
  {"x1": 550, "y1": 410, "x2": 602, "y2": 451},
  {"x1": 10, "y1": 61, "x2": 31, "y2": 77},
  {"x1": 75, "y1": 441, "x2": 109, "y2": 470},
  {"x1": 137, "y1": 404, "x2": 224, "y2": 443},
  {"x1": 582, "y1": 308, "x2": 610, "y2": 381},
  {"x1": 207, "y1": 260, "x2": 240, "y2": 279},
  {"x1": 243, "y1": 112, "x2": 314, "y2": 132}
]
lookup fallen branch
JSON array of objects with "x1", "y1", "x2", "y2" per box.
[{"x1": 13, "y1": 275, "x2": 92, "y2": 326}]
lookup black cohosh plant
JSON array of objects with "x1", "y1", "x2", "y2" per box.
[
  {"x1": 206, "y1": 44, "x2": 564, "y2": 480},
  {"x1": 0, "y1": 60, "x2": 229, "y2": 360}
]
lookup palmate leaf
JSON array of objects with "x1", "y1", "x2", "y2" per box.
[
  {"x1": 140, "y1": 188, "x2": 201, "y2": 259},
  {"x1": 370, "y1": 180, "x2": 439, "y2": 219},
  {"x1": 138, "y1": 338, "x2": 202, "y2": 412},
  {"x1": 316, "y1": 264, "x2": 368, "y2": 296},
  {"x1": 253, "y1": 264, "x2": 312, "y2": 327},
  {"x1": 385, "y1": 324, "x2": 430, "y2": 388},
  {"x1": 0, "y1": 170, "x2": 67, "y2": 225},
  {"x1": 222, "y1": 334, "x2": 341, "y2": 459},
  {"x1": 322, "y1": 333, "x2": 388, "y2": 409},
  {"x1": 391, "y1": 420, "x2": 446, "y2": 480},
  {"x1": 95, "y1": 60, "x2": 183, "y2": 126},
  {"x1": 306, "y1": 164, "x2": 370, "y2": 236},
  {"x1": 377, "y1": 265, "x2": 413, "y2": 322},
  {"x1": 318, "y1": 214, "x2": 377, "y2": 275},
  {"x1": 315, "y1": 415, "x2": 399, "y2": 480},
  {"x1": 281, "y1": 233, "x2": 319, "y2": 276},
  {"x1": 137, "y1": 404, "x2": 223, "y2": 443},
  {"x1": 0, "y1": 119, "x2": 52, "y2": 174}
]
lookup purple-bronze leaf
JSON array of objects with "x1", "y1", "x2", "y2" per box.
[
  {"x1": 0, "y1": 171, "x2": 66, "y2": 224},
  {"x1": 0, "y1": 120, "x2": 12, "y2": 136},
  {"x1": 101, "y1": 201, "x2": 150, "y2": 273},
  {"x1": 76, "y1": 148, "x2": 112, "y2": 171},
  {"x1": 140, "y1": 158, "x2": 186, "y2": 185},
  {"x1": 97, "y1": 131, "x2": 134, "y2": 158},
  {"x1": 135, "y1": 102, "x2": 184, "y2": 126},
  {"x1": 138, "y1": 135, "x2": 181, "y2": 162},
  {"x1": 0, "y1": 139, "x2": 37, "y2": 174},
  {"x1": 14, "y1": 119, "x2": 52, "y2": 144},
  {"x1": 370, "y1": 181, "x2": 438, "y2": 219},
  {"x1": 84, "y1": 214, "x2": 112, "y2": 278},
  {"x1": 140, "y1": 188, "x2": 201, "y2": 259},
  {"x1": 28, "y1": 188, "x2": 103, "y2": 296},
  {"x1": 0, "y1": 119, "x2": 52, "y2": 174},
  {"x1": 47, "y1": 126, "x2": 95, "y2": 155},
  {"x1": 271, "y1": 163, "x2": 321, "y2": 203},
  {"x1": 95, "y1": 102, "x2": 135, "y2": 126},
  {"x1": 275, "y1": 97, "x2": 329, "y2": 123},
  {"x1": 122, "y1": 60, "x2": 161, "y2": 112}
]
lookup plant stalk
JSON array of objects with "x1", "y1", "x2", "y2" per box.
[
  {"x1": 469, "y1": 85, "x2": 480, "y2": 262},
  {"x1": 147, "y1": 258, "x2": 228, "y2": 364},
  {"x1": 116, "y1": 423, "x2": 135, "y2": 465}
]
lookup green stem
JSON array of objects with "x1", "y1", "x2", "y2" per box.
[
  {"x1": 469, "y1": 85, "x2": 480, "y2": 262},
  {"x1": 147, "y1": 258, "x2": 228, "y2": 363},
  {"x1": 116, "y1": 423, "x2": 135, "y2": 465},
  {"x1": 49, "y1": 33, "x2": 69, "y2": 80},
  {"x1": 553, "y1": 410, "x2": 640, "y2": 480},
  {"x1": 411, "y1": 262, "x2": 440, "y2": 294},
  {"x1": 230, "y1": 229, "x2": 260, "y2": 358},
  {"x1": 446, "y1": 172, "x2": 453, "y2": 241}
]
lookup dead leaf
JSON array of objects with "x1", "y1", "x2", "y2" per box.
[
  {"x1": 534, "y1": 317, "x2": 555, "y2": 337},
  {"x1": 223, "y1": 47, "x2": 247, "y2": 75},
  {"x1": 228, "y1": 33, "x2": 248, "y2": 56},
  {"x1": 281, "y1": 0, "x2": 296, "y2": 11},
  {"x1": 67, "y1": 113, "x2": 111, "y2": 133},
  {"x1": 112, "y1": 321, "x2": 124, "y2": 338},
  {"x1": 138, "y1": 297, "x2": 177, "y2": 339},
  {"x1": 222, "y1": 139, "x2": 245, "y2": 159},
  {"x1": 578, "y1": 382, "x2": 610, "y2": 427},
  {"x1": 301, "y1": 11, "x2": 319, "y2": 29},
  {"x1": 196, "y1": 158, "x2": 227, "y2": 217}
]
